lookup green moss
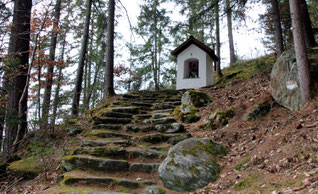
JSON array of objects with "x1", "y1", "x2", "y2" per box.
[
  {"x1": 186, "y1": 90, "x2": 213, "y2": 107},
  {"x1": 224, "y1": 108, "x2": 235, "y2": 118},
  {"x1": 215, "y1": 55, "x2": 275, "y2": 85},
  {"x1": 66, "y1": 119, "x2": 77, "y2": 125},
  {"x1": 234, "y1": 178, "x2": 251, "y2": 191},
  {"x1": 0, "y1": 163, "x2": 9, "y2": 173},
  {"x1": 7, "y1": 156, "x2": 43, "y2": 178},
  {"x1": 174, "y1": 104, "x2": 201, "y2": 123},
  {"x1": 243, "y1": 101, "x2": 271, "y2": 121},
  {"x1": 204, "y1": 109, "x2": 234, "y2": 130},
  {"x1": 234, "y1": 156, "x2": 251, "y2": 171},
  {"x1": 157, "y1": 187, "x2": 167, "y2": 194}
]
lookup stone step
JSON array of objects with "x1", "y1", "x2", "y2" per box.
[
  {"x1": 101, "y1": 111, "x2": 133, "y2": 119},
  {"x1": 152, "y1": 112, "x2": 171, "y2": 119},
  {"x1": 143, "y1": 117, "x2": 176, "y2": 124},
  {"x1": 93, "y1": 124, "x2": 122, "y2": 131},
  {"x1": 62, "y1": 155, "x2": 129, "y2": 172},
  {"x1": 154, "y1": 123, "x2": 185, "y2": 133},
  {"x1": 60, "y1": 171, "x2": 155, "y2": 189},
  {"x1": 163, "y1": 98, "x2": 181, "y2": 102},
  {"x1": 60, "y1": 191, "x2": 131, "y2": 194},
  {"x1": 133, "y1": 114, "x2": 152, "y2": 120},
  {"x1": 126, "y1": 124, "x2": 153, "y2": 133},
  {"x1": 110, "y1": 106, "x2": 139, "y2": 114},
  {"x1": 73, "y1": 146, "x2": 126, "y2": 158},
  {"x1": 153, "y1": 103, "x2": 176, "y2": 110},
  {"x1": 129, "y1": 163, "x2": 160, "y2": 173},
  {"x1": 81, "y1": 139, "x2": 133, "y2": 147},
  {"x1": 139, "y1": 133, "x2": 191, "y2": 144},
  {"x1": 93, "y1": 117, "x2": 132, "y2": 125},
  {"x1": 152, "y1": 109, "x2": 174, "y2": 114},
  {"x1": 131, "y1": 102, "x2": 153, "y2": 108},
  {"x1": 73, "y1": 146, "x2": 164, "y2": 159},
  {"x1": 122, "y1": 94, "x2": 139, "y2": 99},
  {"x1": 126, "y1": 148, "x2": 165, "y2": 159},
  {"x1": 89, "y1": 131, "x2": 132, "y2": 139}
]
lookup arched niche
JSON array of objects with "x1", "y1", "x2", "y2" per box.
[{"x1": 184, "y1": 58, "x2": 199, "y2": 79}]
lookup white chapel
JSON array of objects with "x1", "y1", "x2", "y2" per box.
[{"x1": 171, "y1": 36, "x2": 219, "y2": 90}]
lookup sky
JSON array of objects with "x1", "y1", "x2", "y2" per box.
[{"x1": 117, "y1": 0, "x2": 269, "y2": 69}]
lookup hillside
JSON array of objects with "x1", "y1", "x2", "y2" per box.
[{"x1": 2, "y1": 54, "x2": 318, "y2": 193}]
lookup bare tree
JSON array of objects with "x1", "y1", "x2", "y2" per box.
[
  {"x1": 225, "y1": 0, "x2": 236, "y2": 64},
  {"x1": 300, "y1": 0, "x2": 317, "y2": 48},
  {"x1": 271, "y1": 0, "x2": 284, "y2": 56},
  {"x1": 290, "y1": 0, "x2": 311, "y2": 102},
  {"x1": 42, "y1": 0, "x2": 62, "y2": 129},
  {"x1": 104, "y1": 0, "x2": 115, "y2": 98},
  {"x1": 72, "y1": 0, "x2": 93, "y2": 116},
  {"x1": 215, "y1": 0, "x2": 222, "y2": 77},
  {"x1": 4, "y1": 0, "x2": 32, "y2": 155}
]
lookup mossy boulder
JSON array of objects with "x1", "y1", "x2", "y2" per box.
[
  {"x1": 7, "y1": 156, "x2": 44, "y2": 178},
  {"x1": 0, "y1": 162, "x2": 8, "y2": 174},
  {"x1": 158, "y1": 138, "x2": 226, "y2": 192},
  {"x1": 270, "y1": 49, "x2": 318, "y2": 111},
  {"x1": 243, "y1": 101, "x2": 271, "y2": 121},
  {"x1": 173, "y1": 104, "x2": 200, "y2": 123},
  {"x1": 145, "y1": 186, "x2": 166, "y2": 194},
  {"x1": 202, "y1": 108, "x2": 235, "y2": 130},
  {"x1": 181, "y1": 90, "x2": 213, "y2": 107}
]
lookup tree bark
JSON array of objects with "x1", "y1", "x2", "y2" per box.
[
  {"x1": 271, "y1": 0, "x2": 284, "y2": 56},
  {"x1": 104, "y1": 0, "x2": 115, "y2": 98},
  {"x1": 290, "y1": 0, "x2": 311, "y2": 102},
  {"x1": 215, "y1": 1, "x2": 223, "y2": 77},
  {"x1": 226, "y1": 0, "x2": 236, "y2": 64},
  {"x1": 42, "y1": 0, "x2": 62, "y2": 129},
  {"x1": 72, "y1": 0, "x2": 92, "y2": 116},
  {"x1": 4, "y1": 0, "x2": 32, "y2": 154},
  {"x1": 300, "y1": 0, "x2": 317, "y2": 48}
]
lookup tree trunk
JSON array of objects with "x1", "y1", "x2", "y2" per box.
[
  {"x1": 226, "y1": 0, "x2": 236, "y2": 64},
  {"x1": 290, "y1": 0, "x2": 311, "y2": 102},
  {"x1": 51, "y1": 40, "x2": 65, "y2": 131},
  {"x1": 72, "y1": 0, "x2": 92, "y2": 116},
  {"x1": 271, "y1": 0, "x2": 284, "y2": 56},
  {"x1": 4, "y1": 0, "x2": 32, "y2": 154},
  {"x1": 300, "y1": 0, "x2": 317, "y2": 48},
  {"x1": 215, "y1": 1, "x2": 223, "y2": 77},
  {"x1": 42, "y1": 0, "x2": 62, "y2": 129},
  {"x1": 104, "y1": 0, "x2": 115, "y2": 98}
]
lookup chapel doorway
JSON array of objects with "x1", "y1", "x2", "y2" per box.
[{"x1": 184, "y1": 58, "x2": 199, "y2": 78}]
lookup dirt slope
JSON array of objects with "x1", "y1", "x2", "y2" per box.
[{"x1": 189, "y1": 70, "x2": 318, "y2": 193}]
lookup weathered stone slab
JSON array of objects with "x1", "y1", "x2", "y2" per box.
[
  {"x1": 129, "y1": 163, "x2": 160, "y2": 173},
  {"x1": 154, "y1": 123, "x2": 184, "y2": 133},
  {"x1": 144, "y1": 117, "x2": 176, "y2": 125},
  {"x1": 81, "y1": 139, "x2": 132, "y2": 147},
  {"x1": 62, "y1": 156, "x2": 129, "y2": 172}
]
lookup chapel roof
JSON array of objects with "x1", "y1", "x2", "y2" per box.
[{"x1": 171, "y1": 36, "x2": 219, "y2": 61}]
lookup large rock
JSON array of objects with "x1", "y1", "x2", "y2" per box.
[
  {"x1": 243, "y1": 101, "x2": 271, "y2": 121},
  {"x1": 173, "y1": 104, "x2": 200, "y2": 123},
  {"x1": 181, "y1": 90, "x2": 213, "y2": 107},
  {"x1": 201, "y1": 109, "x2": 235, "y2": 130},
  {"x1": 158, "y1": 138, "x2": 227, "y2": 191},
  {"x1": 270, "y1": 49, "x2": 318, "y2": 111}
]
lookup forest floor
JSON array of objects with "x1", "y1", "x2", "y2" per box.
[{"x1": 2, "y1": 55, "x2": 318, "y2": 193}]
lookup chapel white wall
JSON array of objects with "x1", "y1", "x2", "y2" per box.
[{"x1": 176, "y1": 44, "x2": 214, "y2": 90}]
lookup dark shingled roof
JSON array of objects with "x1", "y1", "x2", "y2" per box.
[{"x1": 171, "y1": 36, "x2": 219, "y2": 61}]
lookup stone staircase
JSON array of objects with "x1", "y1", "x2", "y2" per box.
[{"x1": 58, "y1": 90, "x2": 191, "y2": 194}]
